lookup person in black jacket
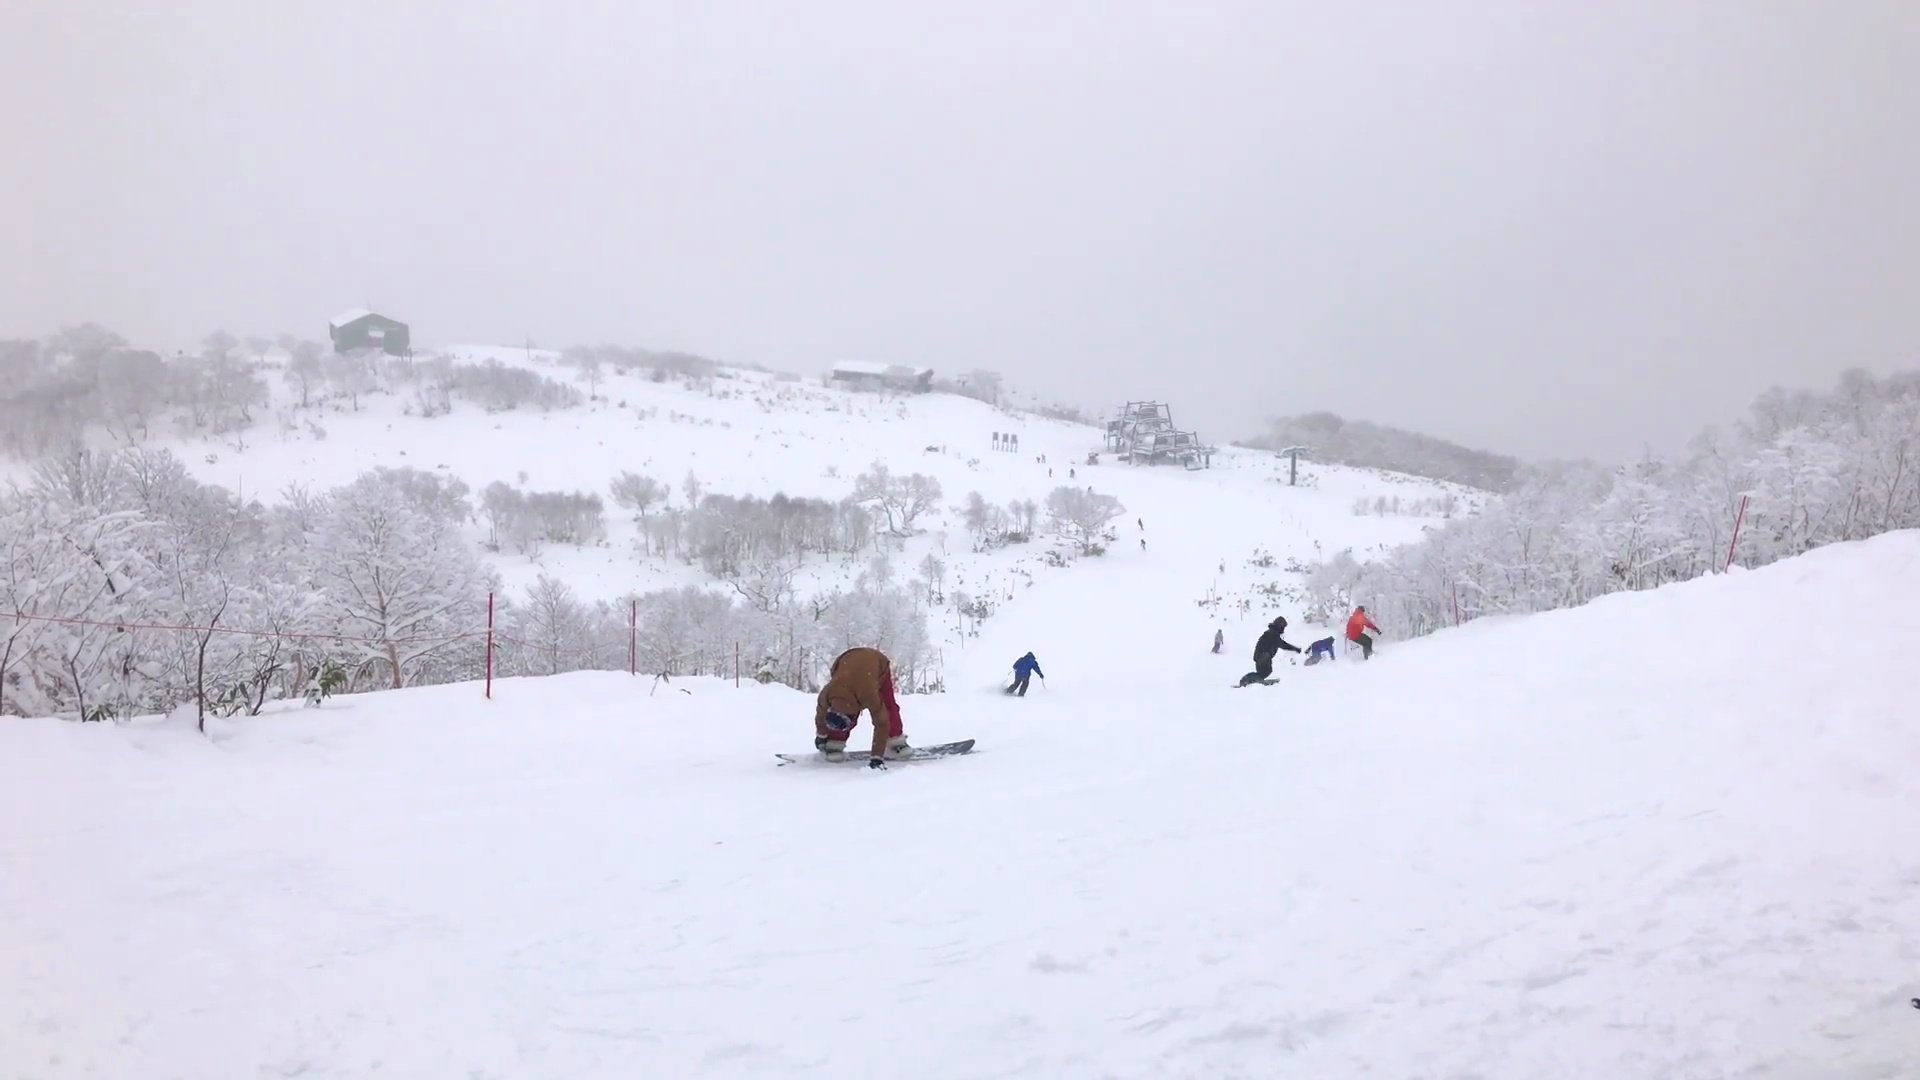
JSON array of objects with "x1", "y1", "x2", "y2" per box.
[{"x1": 1237, "y1": 617, "x2": 1301, "y2": 686}]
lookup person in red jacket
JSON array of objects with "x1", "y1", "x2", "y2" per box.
[{"x1": 1346, "y1": 605, "x2": 1382, "y2": 659}]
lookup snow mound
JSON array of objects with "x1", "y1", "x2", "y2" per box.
[{"x1": 3, "y1": 532, "x2": 1917, "y2": 1078}]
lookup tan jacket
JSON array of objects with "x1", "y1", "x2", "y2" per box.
[{"x1": 814, "y1": 647, "x2": 895, "y2": 758}]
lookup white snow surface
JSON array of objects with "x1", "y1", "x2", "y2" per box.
[{"x1": 5, "y1": 530, "x2": 1919, "y2": 1078}]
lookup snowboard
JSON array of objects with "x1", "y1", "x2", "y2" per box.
[
  {"x1": 775, "y1": 738, "x2": 976, "y2": 766},
  {"x1": 1232, "y1": 678, "x2": 1278, "y2": 688}
]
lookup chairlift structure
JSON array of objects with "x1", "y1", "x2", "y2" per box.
[{"x1": 1105, "y1": 400, "x2": 1215, "y2": 469}]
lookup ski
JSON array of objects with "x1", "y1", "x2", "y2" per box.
[{"x1": 775, "y1": 738, "x2": 976, "y2": 766}]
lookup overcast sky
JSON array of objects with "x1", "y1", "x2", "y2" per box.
[{"x1": 3, "y1": 1, "x2": 1915, "y2": 460}]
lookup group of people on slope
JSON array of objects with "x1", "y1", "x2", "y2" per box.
[
  {"x1": 1235, "y1": 605, "x2": 1381, "y2": 687},
  {"x1": 811, "y1": 647, "x2": 1045, "y2": 768},
  {"x1": 812, "y1": 610, "x2": 1379, "y2": 767}
]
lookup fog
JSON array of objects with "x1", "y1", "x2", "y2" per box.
[{"x1": 3, "y1": 1, "x2": 1915, "y2": 460}]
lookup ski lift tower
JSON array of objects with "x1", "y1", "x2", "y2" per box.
[
  {"x1": 1105, "y1": 400, "x2": 1215, "y2": 468},
  {"x1": 1276, "y1": 445, "x2": 1311, "y2": 486}
]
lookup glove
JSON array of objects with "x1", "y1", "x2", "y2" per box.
[{"x1": 868, "y1": 757, "x2": 887, "y2": 770}]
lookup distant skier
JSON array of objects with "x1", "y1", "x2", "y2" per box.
[
  {"x1": 815, "y1": 646, "x2": 910, "y2": 766},
  {"x1": 1211, "y1": 629, "x2": 1225, "y2": 654},
  {"x1": 1238, "y1": 617, "x2": 1301, "y2": 686},
  {"x1": 1303, "y1": 637, "x2": 1337, "y2": 666},
  {"x1": 1006, "y1": 652, "x2": 1044, "y2": 696},
  {"x1": 1346, "y1": 606, "x2": 1382, "y2": 660}
]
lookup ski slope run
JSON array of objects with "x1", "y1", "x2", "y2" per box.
[{"x1": 4, "y1": 532, "x2": 1918, "y2": 1078}]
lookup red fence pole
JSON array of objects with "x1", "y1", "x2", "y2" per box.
[
  {"x1": 484, "y1": 592, "x2": 495, "y2": 699},
  {"x1": 629, "y1": 600, "x2": 637, "y2": 676},
  {"x1": 1725, "y1": 494, "x2": 1749, "y2": 571}
]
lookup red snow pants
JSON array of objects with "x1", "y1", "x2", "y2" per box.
[{"x1": 878, "y1": 671, "x2": 904, "y2": 738}]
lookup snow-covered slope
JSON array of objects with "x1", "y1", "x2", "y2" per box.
[
  {"x1": 5, "y1": 531, "x2": 1916, "y2": 1078},
  {"x1": 144, "y1": 343, "x2": 1466, "y2": 671}
]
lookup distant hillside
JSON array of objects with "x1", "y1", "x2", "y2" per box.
[
  {"x1": 0, "y1": 323, "x2": 1463, "y2": 720},
  {"x1": 1245, "y1": 412, "x2": 1520, "y2": 491}
]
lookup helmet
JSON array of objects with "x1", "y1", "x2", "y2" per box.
[{"x1": 823, "y1": 710, "x2": 854, "y2": 733}]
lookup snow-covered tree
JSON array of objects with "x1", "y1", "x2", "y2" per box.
[
  {"x1": 962, "y1": 491, "x2": 990, "y2": 538},
  {"x1": 855, "y1": 462, "x2": 942, "y2": 536},
  {"x1": 1305, "y1": 368, "x2": 1920, "y2": 639},
  {"x1": 917, "y1": 553, "x2": 946, "y2": 602},
  {"x1": 0, "y1": 474, "x2": 153, "y2": 720},
  {"x1": 324, "y1": 351, "x2": 375, "y2": 410},
  {"x1": 1046, "y1": 486, "x2": 1125, "y2": 555},
  {"x1": 288, "y1": 341, "x2": 325, "y2": 408},
  {"x1": 89, "y1": 347, "x2": 170, "y2": 443},
  {"x1": 312, "y1": 471, "x2": 495, "y2": 689},
  {"x1": 503, "y1": 575, "x2": 596, "y2": 676},
  {"x1": 190, "y1": 331, "x2": 269, "y2": 433},
  {"x1": 1009, "y1": 497, "x2": 1039, "y2": 536},
  {"x1": 610, "y1": 472, "x2": 666, "y2": 522}
]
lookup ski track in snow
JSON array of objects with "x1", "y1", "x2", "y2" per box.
[{"x1": 2, "y1": 354, "x2": 1918, "y2": 1077}]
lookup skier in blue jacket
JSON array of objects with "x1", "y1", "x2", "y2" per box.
[{"x1": 1007, "y1": 652, "x2": 1044, "y2": 696}]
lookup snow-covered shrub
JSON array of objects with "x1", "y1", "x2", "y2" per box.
[
  {"x1": 480, "y1": 482, "x2": 604, "y2": 551},
  {"x1": 447, "y1": 360, "x2": 583, "y2": 412},
  {"x1": 673, "y1": 490, "x2": 877, "y2": 575}
]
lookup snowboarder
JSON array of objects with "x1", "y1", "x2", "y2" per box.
[
  {"x1": 1303, "y1": 637, "x2": 1336, "y2": 666},
  {"x1": 1006, "y1": 652, "x2": 1044, "y2": 696},
  {"x1": 1346, "y1": 606, "x2": 1382, "y2": 660},
  {"x1": 814, "y1": 646, "x2": 910, "y2": 766},
  {"x1": 1140, "y1": 538, "x2": 1146, "y2": 551},
  {"x1": 1238, "y1": 617, "x2": 1301, "y2": 686},
  {"x1": 1211, "y1": 629, "x2": 1225, "y2": 654}
]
